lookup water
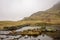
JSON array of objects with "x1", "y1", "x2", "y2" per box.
[
  {"x1": 19, "y1": 35, "x2": 53, "y2": 40},
  {"x1": 0, "y1": 26, "x2": 60, "y2": 40},
  {"x1": 16, "y1": 26, "x2": 60, "y2": 32},
  {"x1": 16, "y1": 26, "x2": 41, "y2": 32},
  {"x1": 0, "y1": 34, "x2": 53, "y2": 40}
]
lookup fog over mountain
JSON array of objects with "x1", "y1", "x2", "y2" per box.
[
  {"x1": 23, "y1": 2, "x2": 60, "y2": 23},
  {"x1": 0, "y1": 2, "x2": 60, "y2": 29},
  {"x1": 0, "y1": 0, "x2": 60, "y2": 21}
]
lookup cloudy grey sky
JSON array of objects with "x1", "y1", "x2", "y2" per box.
[{"x1": 0, "y1": 0, "x2": 60, "y2": 21}]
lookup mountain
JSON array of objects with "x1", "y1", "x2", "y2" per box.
[
  {"x1": 23, "y1": 2, "x2": 60, "y2": 24},
  {"x1": 0, "y1": 2, "x2": 60, "y2": 30},
  {"x1": 47, "y1": 2, "x2": 60, "y2": 12}
]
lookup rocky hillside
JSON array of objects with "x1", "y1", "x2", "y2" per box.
[{"x1": 23, "y1": 2, "x2": 60, "y2": 24}]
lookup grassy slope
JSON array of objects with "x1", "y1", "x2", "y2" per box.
[
  {"x1": 0, "y1": 21, "x2": 17, "y2": 29},
  {"x1": 22, "y1": 2, "x2": 60, "y2": 24},
  {"x1": 0, "y1": 2, "x2": 60, "y2": 30}
]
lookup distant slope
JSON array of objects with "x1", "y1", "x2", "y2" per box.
[
  {"x1": 22, "y1": 2, "x2": 60, "y2": 24},
  {"x1": 0, "y1": 2, "x2": 60, "y2": 30}
]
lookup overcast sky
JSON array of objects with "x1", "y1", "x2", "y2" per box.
[{"x1": 0, "y1": 0, "x2": 60, "y2": 21}]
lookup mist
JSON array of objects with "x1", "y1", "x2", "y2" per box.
[{"x1": 0, "y1": 0, "x2": 60, "y2": 21}]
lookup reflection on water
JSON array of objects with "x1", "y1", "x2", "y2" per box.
[
  {"x1": 19, "y1": 34, "x2": 53, "y2": 40},
  {"x1": 16, "y1": 26, "x2": 41, "y2": 32},
  {"x1": 16, "y1": 26, "x2": 60, "y2": 32},
  {"x1": 0, "y1": 32, "x2": 60, "y2": 40},
  {"x1": 0, "y1": 34, "x2": 53, "y2": 40},
  {"x1": 0, "y1": 26, "x2": 60, "y2": 40}
]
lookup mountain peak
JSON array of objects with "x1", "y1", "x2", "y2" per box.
[
  {"x1": 52, "y1": 2, "x2": 60, "y2": 9},
  {"x1": 48, "y1": 2, "x2": 60, "y2": 11},
  {"x1": 22, "y1": 2, "x2": 60, "y2": 23}
]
